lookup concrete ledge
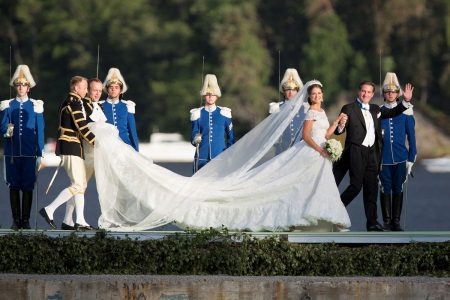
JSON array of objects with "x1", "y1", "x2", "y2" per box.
[
  {"x1": 0, "y1": 274, "x2": 448, "y2": 300},
  {"x1": 2, "y1": 229, "x2": 450, "y2": 244}
]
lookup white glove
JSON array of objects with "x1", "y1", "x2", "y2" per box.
[
  {"x1": 406, "y1": 161, "x2": 414, "y2": 175},
  {"x1": 6, "y1": 123, "x2": 14, "y2": 137},
  {"x1": 194, "y1": 134, "x2": 202, "y2": 145}
]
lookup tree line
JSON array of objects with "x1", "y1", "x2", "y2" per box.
[{"x1": 0, "y1": 0, "x2": 448, "y2": 140}]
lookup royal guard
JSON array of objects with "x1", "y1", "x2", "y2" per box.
[
  {"x1": 379, "y1": 72, "x2": 417, "y2": 231},
  {"x1": 100, "y1": 68, "x2": 139, "y2": 151},
  {"x1": 1, "y1": 65, "x2": 45, "y2": 229},
  {"x1": 269, "y1": 68, "x2": 305, "y2": 152},
  {"x1": 190, "y1": 74, "x2": 235, "y2": 172}
]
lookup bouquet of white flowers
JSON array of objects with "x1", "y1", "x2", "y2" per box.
[{"x1": 324, "y1": 139, "x2": 343, "y2": 162}]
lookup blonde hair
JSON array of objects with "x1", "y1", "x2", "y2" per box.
[{"x1": 70, "y1": 76, "x2": 88, "y2": 91}]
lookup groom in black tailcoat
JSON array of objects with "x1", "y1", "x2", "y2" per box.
[{"x1": 333, "y1": 81, "x2": 413, "y2": 231}]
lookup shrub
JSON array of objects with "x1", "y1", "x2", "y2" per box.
[{"x1": 0, "y1": 228, "x2": 448, "y2": 276}]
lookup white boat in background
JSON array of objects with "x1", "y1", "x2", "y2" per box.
[
  {"x1": 421, "y1": 156, "x2": 450, "y2": 173},
  {"x1": 139, "y1": 132, "x2": 195, "y2": 163}
]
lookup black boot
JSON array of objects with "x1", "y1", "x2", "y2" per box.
[
  {"x1": 21, "y1": 191, "x2": 33, "y2": 229},
  {"x1": 392, "y1": 193, "x2": 404, "y2": 231},
  {"x1": 10, "y1": 189, "x2": 21, "y2": 230},
  {"x1": 380, "y1": 192, "x2": 392, "y2": 231}
]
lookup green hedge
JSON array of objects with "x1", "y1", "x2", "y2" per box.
[{"x1": 0, "y1": 228, "x2": 449, "y2": 276}]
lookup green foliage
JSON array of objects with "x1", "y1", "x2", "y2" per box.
[
  {"x1": 0, "y1": 0, "x2": 448, "y2": 141},
  {"x1": 0, "y1": 229, "x2": 449, "y2": 276},
  {"x1": 211, "y1": 1, "x2": 276, "y2": 135},
  {"x1": 302, "y1": 3, "x2": 353, "y2": 99},
  {"x1": 382, "y1": 56, "x2": 396, "y2": 75},
  {"x1": 346, "y1": 51, "x2": 370, "y2": 90}
]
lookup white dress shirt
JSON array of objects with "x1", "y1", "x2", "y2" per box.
[{"x1": 357, "y1": 99, "x2": 375, "y2": 147}]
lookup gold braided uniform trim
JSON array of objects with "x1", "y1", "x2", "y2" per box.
[
  {"x1": 67, "y1": 104, "x2": 95, "y2": 144},
  {"x1": 58, "y1": 136, "x2": 81, "y2": 143},
  {"x1": 83, "y1": 97, "x2": 93, "y2": 108},
  {"x1": 78, "y1": 124, "x2": 89, "y2": 131},
  {"x1": 58, "y1": 126, "x2": 81, "y2": 143},
  {"x1": 59, "y1": 126, "x2": 75, "y2": 133}
]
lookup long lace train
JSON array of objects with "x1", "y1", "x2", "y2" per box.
[{"x1": 92, "y1": 80, "x2": 350, "y2": 231}]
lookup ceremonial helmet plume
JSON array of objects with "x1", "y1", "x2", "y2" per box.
[
  {"x1": 280, "y1": 68, "x2": 303, "y2": 93},
  {"x1": 200, "y1": 74, "x2": 221, "y2": 98},
  {"x1": 382, "y1": 72, "x2": 403, "y2": 96},
  {"x1": 10, "y1": 65, "x2": 36, "y2": 88},
  {"x1": 103, "y1": 67, "x2": 128, "y2": 94}
]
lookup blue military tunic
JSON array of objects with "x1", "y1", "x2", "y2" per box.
[
  {"x1": 0, "y1": 97, "x2": 45, "y2": 191},
  {"x1": 190, "y1": 105, "x2": 235, "y2": 171},
  {"x1": 379, "y1": 102, "x2": 417, "y2": 194},
  {"x1": 100, "y1": 99, "x2": 139, "y2": 151},
  {"x1": 269, "y1": 100, "x2": 308, "y2": 153}
]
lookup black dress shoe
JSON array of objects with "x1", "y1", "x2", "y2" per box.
[
  {"x1": 74, "y1": 223, "x2": 95, "y2": 231},
  {"x1": 21, "y1": 220, "x2": 31, "y2": 229},
  {"x1": 10, "y1": 219, "x2": 21, "y2": 231},
  {"x1": 391, "y1": 222, "x2": 404, "y2": 231},
  {"x1": 39, "y1": 208, "x2": 56, "y2": 229},
  {"x1": 367, "y1": 223, "x2": 386, "y2": 232},
  {"x1": 61, "y1": 222, "x2": 75, "y2": 230}
]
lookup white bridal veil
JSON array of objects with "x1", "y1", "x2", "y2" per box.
[{"x1": 92, "y1": 80, "x2": 350, "y2": 231}]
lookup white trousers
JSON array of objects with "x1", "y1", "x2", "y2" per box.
[{"x1": 45, "y1": 155, "x2": 89, "y2": 225}]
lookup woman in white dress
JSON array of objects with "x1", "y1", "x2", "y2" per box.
[
  {"x1": 294, "y1": 82, "x2": 350, "y2": 231},
  {"x1": 92, "y1": 80, "x2": 351, "y2": 231}
]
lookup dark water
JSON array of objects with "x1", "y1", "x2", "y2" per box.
[{"x1": 0, "y1": 161, "x2": 449, "y2": 231}]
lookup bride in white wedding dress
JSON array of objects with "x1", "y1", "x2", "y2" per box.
[{"x1": 91, "y1": 80, "x2": 350, "y2": 231}]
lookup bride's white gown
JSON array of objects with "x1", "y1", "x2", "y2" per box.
[{"x1": 92, "y1": 80, "x2": 350, "y2": 231}]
